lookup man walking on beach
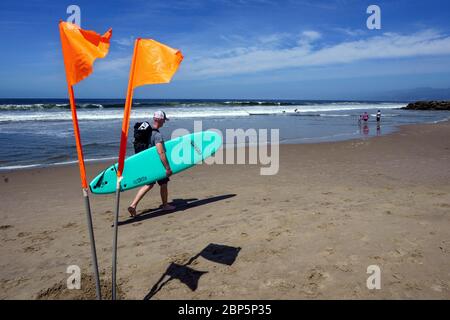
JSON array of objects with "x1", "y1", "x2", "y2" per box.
[{"x1": 128, "y1": 110, "x2": 175, "y2": 217}]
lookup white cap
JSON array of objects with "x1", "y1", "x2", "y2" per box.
[{"x1": 153, "y1": 110, "x2": 169, "y2": 121}]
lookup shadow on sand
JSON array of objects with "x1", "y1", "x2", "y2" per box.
[
  {"x1": 144, "y1": 243, "x2": 241, "y2": 300},
  {"x1": 118, "y1": 194, "x2": 236, "y2": 226}
]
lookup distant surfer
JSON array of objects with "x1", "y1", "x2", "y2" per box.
[{"x1": 128, "y1": 110, "x2": 175, "y2": 217}]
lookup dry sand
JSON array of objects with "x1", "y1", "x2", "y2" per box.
[{"x1": 1, "y1": 121, "x2": 449, "y2": 299}]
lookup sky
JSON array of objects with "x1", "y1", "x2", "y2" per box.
[{"x1": 1, "y1": 0, "x2": 450, "y2": 100}]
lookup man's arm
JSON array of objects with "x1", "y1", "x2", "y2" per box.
[{"x1": 156, "y1": 142, "x2": 172, "y2": 177}]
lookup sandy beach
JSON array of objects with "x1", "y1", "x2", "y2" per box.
[{"x1": 1, "y1": 121, "x2": 449, "y2": 299}]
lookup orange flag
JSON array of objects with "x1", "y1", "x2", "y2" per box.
[
  {"x1": 59, "y1": 21, "x2": 112, "y2": 86},
  {"x1": 117, "y1": 38, "x2": 183, "y2": 177},
  {"x1": 132, "y1": 38, "x2": 184, "y2": 88},
  {"x1": 59, "y1": 21, "x2": 112, "y2": 188}
]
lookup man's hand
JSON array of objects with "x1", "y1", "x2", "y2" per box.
[{"x1": 166, "y1": 168, "x2": 172, "y2": 177}]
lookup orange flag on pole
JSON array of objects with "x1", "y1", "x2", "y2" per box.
[
  {"x1": 59, "y1": 21, "x2": 112, "y2": 86},
  {"x1": 59, "y1": 21, "x2": 112, "y2": 188},
  {"x1": 112, "y1": 38, "x2": 182, "y2": 299},
  {"x1": 117, "y1": 38, "x2": 183, "y2": 177},
  {"x1": 132, "y1": 39, "x2": 184, "y2": 88},
  {"x1": 58, "y1": 21, "x2": 112, "y2": 300}
]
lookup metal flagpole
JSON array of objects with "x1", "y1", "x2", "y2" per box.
[
  {"x1": 82, "y1": 187, "x2": 101, "y2": 299},
  {"x1": 68, "y1": 85, "x2": 102, "y2": 300},
  {"x1": 111, "y1": 177, "x2": 121, "y2": 300},
  {"x1": 112, "y1": 39, "x2": 139, "y2": 300}
]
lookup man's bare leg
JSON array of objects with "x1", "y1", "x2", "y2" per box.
[
  {"x1": 160, "y1": 183, "x2": 175, "y2": 211},
  {"x1": 128, "y1": 184, "x2": 153, "y2": 217}
]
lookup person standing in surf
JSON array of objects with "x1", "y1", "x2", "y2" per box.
[
  {"x1": 362, "y1": 112, "x2": 369, "y2": 122},
  {"x1": 128, "y1": 110, "x2": 175, "y2": 217},
  {"x1": 376, "y1": 110, "x2": 381, "y2": 123}
]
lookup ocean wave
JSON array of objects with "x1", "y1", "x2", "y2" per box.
[
  {"x1": 0, "y1": 100, "x2": 407, "y2": 111},
  {"x1": 0, "y1": 156, "x2": 118, "y2": 171},
  {"x1": 0, "y1": 101, "x2": 407, "y2": 122},
  {"x1": 430, "y1": 116, "x2": 450, "y2": 124},
  {"x1": 319, "y1": 114, "x2": 351, "y2": 117},
  {"x1": 0, "y1": 103, "x2": 110, "y2": 110},
  {"x1": 0, "y1": 110, "x2": 253, "y2": 122}
]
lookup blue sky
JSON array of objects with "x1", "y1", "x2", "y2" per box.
[{"x1": 1, "y1": 0, "x2": 450, "y2": 99}]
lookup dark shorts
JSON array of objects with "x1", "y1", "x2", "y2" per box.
[{"x1": 148, "y1": 177, "x2": 170, "y2": 186}]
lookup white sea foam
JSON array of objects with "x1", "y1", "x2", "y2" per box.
[
  {"x1": 0, "y1": 103, "x2": 406, "y2": 122},
  {"x1": 0, "y1": 156, "x2": 119, "y2": 171}
]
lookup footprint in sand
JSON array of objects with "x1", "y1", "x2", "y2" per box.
[
  {"x1": 301, "y1": 267, "x2": 329, "y2": 297},
  {"x1": 317, "y1": 222, "x2": 335, "y2": 230},
  {"x1": 23, "y1": 245, "x2": 40, "y2": 253},
  {"x1": 172, "y1": 252, "x2": 191, "y2": 264},
  {"x1": 0, "y1": 225, "x2": 13, "y2": 230},
  {"x1": 265, "y1": 228, "x2": 291, "y2": 242},
  {"x1": 17, "y1": 232, "x2": 31, "y2": 238},
  {"x1": 30, "y1": 230, "x2": 55, "y2": 243},
  {"x1": 389, "y1": 248, "x2": 407, "y2": 258},
  {"x1": 439, "y1": 241, "x2": 450, "y2": 253},
  {"x1": 322, "y1": 247, "x2": 335, "y2": 257},
  {"x1": 427, "y1": 192, "x2": 446, "y2": 196},
  {"x1": 264, "y1": 278, "x2": 295, "y2": 291},
  {"x1": 63, "y1": 222, "x2": 77, "y2": 229},
  {"x1": 334, "y1": 262, "x2": 352, "y2": 273},
  {"x1": 73, "y1": 241, "x2": 89, "y2": 247}
]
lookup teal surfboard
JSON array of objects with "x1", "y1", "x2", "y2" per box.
[{"x1": 89, "y1": 131, "x2": 222, "y2": 194}]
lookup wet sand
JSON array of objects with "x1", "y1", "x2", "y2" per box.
[{"x1": 1, "y1": 121, "x2": 449, "y2": 299}]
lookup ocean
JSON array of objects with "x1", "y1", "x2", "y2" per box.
[{"x1": 1, "y1": 99, "x2": 449, "y2": 170}]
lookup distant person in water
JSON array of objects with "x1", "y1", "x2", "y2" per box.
[
  {"x1": 376, "y1": 110, "x2": 381, "y2": 122},
  {"x1": 362, "y1": 112, "x2": 369, "y2": 122},
  {"x1": 128, "y1": 110, "x2": 175, "y2": 217}
]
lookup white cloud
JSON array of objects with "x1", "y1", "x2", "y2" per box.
[
  {"x1": 334, "y1": 28, "x2": 366, "y2": 37},
  {"x1": 113, "y1": 36, "x2": 135, "y2": 47},
  {"x1": 182, "y1": 30, "x2": 450, "y2": 78},
  {"x1": 96, "y1": 56, "x2": 131, "y2": 72},
  {"x1": 301, "y1": 30, "x2": 322, "y2": 41},
  {"x1": 297, "y1": 30, "x2": 322, "y2": 47}
]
